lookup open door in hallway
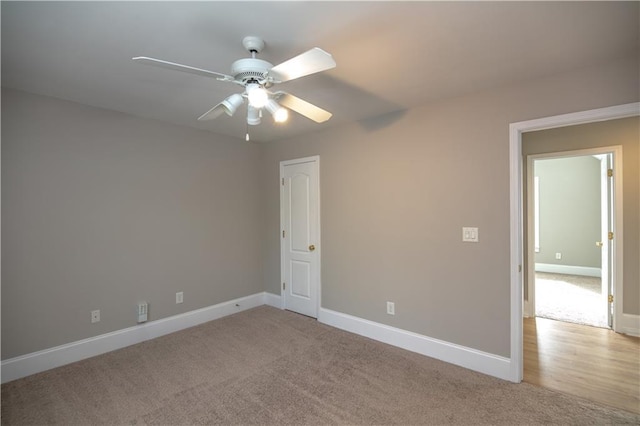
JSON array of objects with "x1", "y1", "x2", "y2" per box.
[{"x1": 598, "y1": 153, "x2": 614, "y2": 327}]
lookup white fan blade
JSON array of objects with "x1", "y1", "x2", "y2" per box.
[
  {"x1": 275, "y1": 92, "x2": 332, "y2": 123},
  {"x1": 197, "y1": 103, "x2": 226, "y2": 121},
  {"x1": 132, "y1": 57, "x2": 234, "y2": 81},
  {"x1": 268, "y1": 48, "x2": 336, "y2": 83}
]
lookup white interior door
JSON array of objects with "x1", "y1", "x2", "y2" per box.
[
  {"x1": 280, "y1": 156, "x2": 320, "y2": 318},
  {"x1": 599, "y1": 153, "x2": 614, "y2": 327}
]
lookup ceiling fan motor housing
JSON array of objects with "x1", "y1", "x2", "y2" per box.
[{"x1": 231, "y1": 58, "x2": 273, "y2": 84}]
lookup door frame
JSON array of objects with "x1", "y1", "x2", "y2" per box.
[
  {"x1": 525, "y1": 147, "x2": 621, "y2": 329},
  {"x1": 279, "y1": 155, "x2": 321, "y2": 317},
  {"x1": 508, "y1": 102, "x2": 638, "y2": 383}
]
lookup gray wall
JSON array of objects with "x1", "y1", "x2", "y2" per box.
[
  {"x1": 2, "y1": 55, "x2": 638, "y2": 362},
  {"x1": 260, "y1": 56, "x2": 639, "y2": 358},
  {"x1": 523, "y1": 117, "x2": 640, "y2": 315},
  {"x1": 2, "y1": 88, "x2": 264, "y2": 359},
  {"x1": 534, "y1": 156, "x2": 601, "y2": 267}
]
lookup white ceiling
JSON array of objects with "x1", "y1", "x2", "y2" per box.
[{"x1": 2, "y1": 2, "x2": 638, "y2": 143}]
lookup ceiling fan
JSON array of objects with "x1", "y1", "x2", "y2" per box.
[{"x1": 133, "y1": 36, "x2": 336, "y2": 140}]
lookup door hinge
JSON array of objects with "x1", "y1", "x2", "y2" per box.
[
  {"x1": 608, "y1": 231, "x2": 614, "y2": 240},
  {"x1": 608, "y1": 294, "x2": 614, "y2": 303},
  {"x1": 282, "y1": 178, "x2": 284, "y2": 186},
  {"x1": 607, "y1": 168, "x2": 613, "y2": 177},
  {"x1": 283, "y1": 282, "x2": 286, "y2": 290},
  {"x1": 283, "y1": 230, "x2": 285, "y2": 238},
  {"x1": 518, "y1": 264, "x2": 522, "y2": 273}
]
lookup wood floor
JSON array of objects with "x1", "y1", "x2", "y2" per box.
[{"x1": 524, "y1": 317, "x2": 640, "y2": 414}]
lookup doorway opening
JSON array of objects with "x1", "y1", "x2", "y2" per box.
[
  {"x1": 508, "y1": 102, "x2": 638, "y2": 384},
  {"x1": 527, "y1": 151, "x2": 614, "y2": 329}
]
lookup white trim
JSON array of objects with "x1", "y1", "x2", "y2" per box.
[
  {"x1": 1, "y1": 292, "x2": 270, "y2": 384},
  {"x1": 524, "y1": 300, "x2": 534, "y2": 318},
  {"x1": 533, "y1": 175, "x2": 540, "y2": 253},
  {"x1": 509, "y1": 119, "x2": 524, "y2": 383},
  {"x1": 619, "y1": 314, "x2": 640, "y2": 337},
  {"x1": 512, "y1": 103, "x2": 640, "y2": 133},
  {"x1": 264, "y1": 292, "x2": 282, "y2": 308},
  {"x1": 318, "y1": 308, "x2": 512, "y2": 381},
  {"x1": 534, "y1": 263, "x2": 601, "y2": 277},
  {"x1": 4, "y1": 293, "x2": 517, "y2": 385},
  {"x1": 509, "y1": 102, "x2": 639, "y2": 383},
  {"x1": 526, "y1": 155, "x2": 536, "y2": 319}
]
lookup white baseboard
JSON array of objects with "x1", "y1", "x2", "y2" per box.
[
  {"x1": 619, "y1": 313, "x2": 640, "y2": 337},
  {"x1": 535, "y1": 263, "x2": 601, "y2": 277},
  {"x1": 263, "y1": 292, "x2": 282, "y2": 308},
  {"x1": 1, "y1": 292, "x2": 270, "y2": 384},
  {"x1": 3, "y1": 293, "x2": 528, "y2": 385},
  {"x1": 523, "y1": 300, "x2": 534, "y2": 318},
  {"x1": 318, "y1": 308, "x2": 513, "y2": 382}
]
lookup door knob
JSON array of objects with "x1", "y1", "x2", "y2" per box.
[
  {"x1": 596, "y1": 241, "x2": 603, "y2": 247},
  {"x1": 309, "y1": 244, "x2": 315, "y2": 251}
]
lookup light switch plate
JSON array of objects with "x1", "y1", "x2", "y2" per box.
[
  {"x1": 386, "y1": 301, "x2": 395, "y2": 315},
  {"x1": 462, "y1": 227, "x2": 479, "y2": 242}
]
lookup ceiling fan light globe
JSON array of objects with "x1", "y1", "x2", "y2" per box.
[
  {"x1": 266, "y1": 99, "x2": 288, "y2": 123},
  {"x1": 273, "y1": 108, "x2": 289, "y2": 123},
  {"x1": 222, "y1": 93, "x2": 244, "y2": 116},
  {"x1": 247, "y1": 105, "x2": 261, "y2": 125},
  {"x1": 247, "y1": 84, "x2": 269, "y2": 108}
]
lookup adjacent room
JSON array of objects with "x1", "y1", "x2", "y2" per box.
[
  {"x1": 521, "y1": 118, "x2": 640, "y2": 414},
  {"x1": 533, "y1": 154, "x2": 608, "y2": 328},
  {"x1": 2, "y1": 2, "x2": 639, "y2": 424}
]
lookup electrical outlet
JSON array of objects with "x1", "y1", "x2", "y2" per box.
[
  {"x1": 176, "y1": 292, "x2": 183, "y2": 304},
  {"x1": 91, "y1": 309, "x2": 100, "y2": 323},
  {"x1": 387, "y1": 301, "x2": 395, "y2": 315},
  {"x1": 555, "y1": 252, "x2": 562, "y2": 260},
  {"x1": 137, "y1": 302, "x2": 148, "y2": 323}
]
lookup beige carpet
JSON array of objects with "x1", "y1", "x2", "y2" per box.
[
  {"x1": 535, "y1": 272, "x2": 608, "y2": 328},
  {"x1": 2, "y1": 306, "x2": 638, "y2": 425}
]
